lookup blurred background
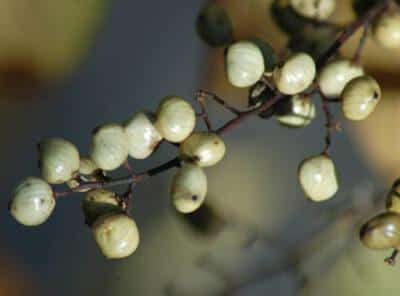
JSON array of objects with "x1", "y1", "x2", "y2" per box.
[{"x1": 2, "y1": 0, "x2": 400, "y2": 295}]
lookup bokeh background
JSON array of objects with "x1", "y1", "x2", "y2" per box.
[{"x1": 1, "y1": 0, "x2": 400, "y2": 295}]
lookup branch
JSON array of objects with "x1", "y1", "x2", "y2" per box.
[{"x1": 54, "y1": 0, "x2": 392, "y2": 203}]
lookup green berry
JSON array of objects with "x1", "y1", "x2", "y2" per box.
[
  {"x1": 82, "y1": 189, "x2": 121, "y2": 226},
  {"x1": 196, "y1": 2, "x2": 234, "y2": 47}
]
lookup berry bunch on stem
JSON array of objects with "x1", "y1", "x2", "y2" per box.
[{"x1": 8, "y1": 0, "x2": 400, "y2": 264}]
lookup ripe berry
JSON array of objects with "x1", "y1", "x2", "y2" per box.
[
  {"x1": 341, "y1": 75, "x2": 381, "y2": 121},
  {"x1": 170, "y1": 164, "x2": 207, "y2": 213},
  {"x1": 360, "y1": 212, "x2": 400, "y2": 250},
  {"x1": 90, "y1": 124, "x2": 129, "y2": 171},
  {"x1": 155, "y1": 96, "x2": 196, "y2": 143},
  {"x1": 124, "y1": 112, "x2": 163, "y2": 159},
  {"x1": 38, "y1": 138, "x2": 80, "y2": 184},
  {"x1": 10, "y1": 177, "x2": 55, "y2": 226},
  {"x1": 196, "y1": 2, "x2": 233, "y2": 47},
  {"x1": 273, "y1": 53, "x2": 316, "y2": 95},
  {"x1": 318, "y1": 59, "x2": 364, "y2": 98},
  {"x1": 225, "y1": 41, "x2": 265, "y2": 88},
  {"x1": 373, "y1": 13, "x2": 400, "y2": 49},
  {"x1": 290, "y1": 0, "x2": 335, "y2": 21},
  {"x1": 82, "y1": 189, "x2": 121, "y2": 226},
  {"x1": 275, "y1": 95, "x2": 315, "y2": 128},
  {"x1": 92, "y1": 213, "x2": 140, "y2": 259},
  {"x1": 179, "y1": 132, "x2": 226, "y2": 167},
  {"x1": 298, "y1": 154, "x2": 338, "y2": 202}
]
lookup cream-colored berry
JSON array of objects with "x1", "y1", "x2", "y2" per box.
[
  {"x1": 273, "y1": 53, "x2": 316, "y2": 95},
  {"x1": 155, "y1": 96, "x2": 196, "y2": 143},
  {"x1": 276, "y1": 95, "x2": 315, "y2": 127},
  {"x1": 298, "y1": 155, "x2": 338, "y2": 202},
  {"x1": 82, "y1": 189, "x2": 121, "y2": 226},
  {"x1": 78, "y1": 157, "x2": 98, "y2": 175},
  {"x1": 124, "y1": 112, "x2": 163, "y2": 159},
  {"x1": 179, "y1": 132, "x2": 226, "y2": 167},
  {"x1": 373, "y1": 13, "x2": 400, "y2": 49},
  {"x1": 38, "y1": 138, "x2": 80, "y2": 184},
  {"x1": 92, "y1": 213, "x2": 139, "y2": 259},
  {"x1": 290, "y1": 0, "x2": 335, "y2": 20},
  {"x1": 225, "y1": 41, "x2": 265, "y2": 88},
  {"x1": 318, "y1": 59, "x2": 364, "y2": 97},
  {"x1": 10, "y1": 177, "x2": 55, "y2": 226},
  {"x1": 66, "y1": 158, "x2": 99, "y2": 192},
  {"x1": 341, "y1": 75, "x2": 381, "y2": 121},
  {"x1": 90, "y1": 124, "x2": 129, "y2": 171},
  {"x1": 170, "y1": 164, "x2": 207, "y2": 213}
]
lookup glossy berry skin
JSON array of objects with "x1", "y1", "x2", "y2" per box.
[
  {"x1": 360, "y1": 212, "x2": 400, "y2": 250},
  {"x1": 124, "y1": 112, "x2": 163, "y2": 159},
  {"x1": 318, "y1": 59, "x2": 364, "y2": 98},
  {"x1": 38, "y1": 138, "x2": 80, "y2": 184},
  {"x1": 386, "y1": 180, "x2": 400, "y2": 214},
  {"x1": 225, "y1": 41, "x2": 265, "y2": 88},
  {"x1": 90, "y1": 124, "x2": 129, "y2": 171},
  {"x1": 275, "y1": 95, "x2": 315, "y2": 128},
  {"x1": 10, "y1": 177, "x2": 55, "y2": 226},
  {"x1": 82, "y1": 189, "x2": 121, "y2": 226},
  {"x1": 298, "y1": 154, "x2": 338, "y2": 202},
  {"x1": 290, "y1": 0, "x2": 335, "y2": 20},
  {"x1": 196, "y1": 2, "x2": 233, "y2": 47},
  {"x1": 341, "y1": 75, "x2": 381, "y2": 121},
  {"x1": 273, "y1": 53, "x2": 316, "y2": 95},
  {"x1": 155, "y1": 96, "x2": 196, "y2": 143},
  {"x1": 179, "y1": 132, "x2": 226, "y2": 167},
  {"x1": 170, "y1": 164, "x2": 207, "y2": 214},
  {"x1": 92, "y1": 213, "x2": 140, "y2": 259},
  {"x1": 373, "y1": 13, "x2": 400, "y2": 49}
]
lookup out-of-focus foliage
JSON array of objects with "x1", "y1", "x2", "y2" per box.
[{"x1": 0, "y1": 0, "x2": 106, "y2": 96}]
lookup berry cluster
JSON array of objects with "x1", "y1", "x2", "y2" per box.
[
  {"x1": 9, "y1": 96, "x2": 225, "y2": 259},
  {"x1": 8, "y1": 0, "x2": 400, "y2": 264}
]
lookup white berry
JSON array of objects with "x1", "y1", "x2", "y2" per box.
[
  {"x1": 10, "y1": 177, "x2": 55, "y2": 226},
  {"x1": 341, "y1": 75, "x2": 381, "y2": 121},
  {"x1": 276, "y1": 95, "x2": 316, "y2": 127},
  {"x1": 373, "y1": 13, "x2": 400, "y2": 49},
  {"x1": 92, "y1": 213, "x2": 140, "y2": 259},
  {"x1": 290, "y1": 0, "x2": 335, "y2": 20},
  {"x1": 225, "y1": 41, "x2": 265, "y2": 88},
  {"x1": 82, "y1": 189, "x2": 121, "y2": 226},
  {"x1": 90, "y1": 124, "x2": 129, "y2": 171},
  {"x1": 273, "y1": 53, "x2": 316, "y2": 95},
  {"x1": 170, "y1": 164, "x2": 207, "y2": 213},
  {"x1": 298, "y1": 155, "x2": 338, "y2": 202},
  {"x1": 155, "y1": 96, "x2": 196, "y2": 143},
  {"x1": 179, "y1": 132, "x2": 226, "y2": 167},
  {"x1": 38, "y1": 138, "x2": 80, "y2": 184},
  {"x1": 318, "y1": 59, "x2": 364, "y2": 97},
  {"x1": 124, "y1": 112, "x2": 163, "y2": 159}
]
